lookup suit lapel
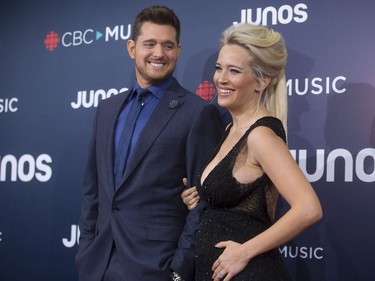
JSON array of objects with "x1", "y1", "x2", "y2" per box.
[{"x1": 103, "y1": 89, "x2": 132, "y2": 191}]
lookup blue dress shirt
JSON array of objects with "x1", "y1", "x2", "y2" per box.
[{"x1": 114, "y1": 77, "x2": 173, "y2": 166}]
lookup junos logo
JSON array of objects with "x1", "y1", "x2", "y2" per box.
[
  {"x1": 71, "y1": 87, "x2": 128, "y2": 109},
  {"x1": 63, "y1": 224, "x2": 80, "y2": 248},
  {"x1": 0, "y1": 98, "x2": 18, "y2": 113},
  {"x1": 44, "y1": 24, "x2": 131, "y2": 51},
  {"x1": 0, "y1": 154, "x2": 52, "y2": 182},
  {"x1": 234, "y1": 3, "x2": 308, "y2": 25},
  {"x1": 292, "y1": 148, "x2": 375, "y2": 183}
]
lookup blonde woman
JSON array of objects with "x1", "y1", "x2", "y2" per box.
[{"x1": 182, "y1": 23, "x2": 322, "y2": 281}]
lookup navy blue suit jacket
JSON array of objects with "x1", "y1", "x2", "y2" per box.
[{"x1": 76, "y1": 79, "x2": 225, "y2": 281}]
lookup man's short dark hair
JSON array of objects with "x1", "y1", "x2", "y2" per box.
[{"x1": 132, "y1": 5, "x2": 181, "y2": 43}]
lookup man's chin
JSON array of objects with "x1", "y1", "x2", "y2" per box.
[{"x1": 148, "y1": 72, "x2": 174, "y2": 83}]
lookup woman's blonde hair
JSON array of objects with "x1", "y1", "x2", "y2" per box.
[{"x1": 220, "y1": 23, "x2": 288, "y2": 131}]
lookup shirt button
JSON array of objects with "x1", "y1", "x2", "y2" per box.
[{"x1": 112, "y1": 205, "x2": 119, "y2": 213}]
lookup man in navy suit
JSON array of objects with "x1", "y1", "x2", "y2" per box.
[{"x1": 75, "y1": 5, "x2": 224, "y2": 281}]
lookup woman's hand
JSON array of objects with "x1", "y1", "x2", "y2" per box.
[
  {"x1": 181, "y1": 178, "x2": 200, "y2": 210},
  {"x1": 211, "y1": 241, "x2": 250, "y2": 281}
]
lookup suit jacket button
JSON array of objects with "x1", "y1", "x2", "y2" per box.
[{"x1": 112, "y1": 206, "x2": 119, "y2": 213}]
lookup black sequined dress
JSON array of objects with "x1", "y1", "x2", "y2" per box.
[{"x1": 195, "y1": 117, "x2": 292, "y2": 281}]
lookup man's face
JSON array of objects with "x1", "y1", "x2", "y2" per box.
[{"x1": 127, "y1": 22, "x2": 181, "y2": 88}]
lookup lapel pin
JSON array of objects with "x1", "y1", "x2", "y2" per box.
[{"x1": 168, "y1": 100, "x2": 179, "y2": 109}]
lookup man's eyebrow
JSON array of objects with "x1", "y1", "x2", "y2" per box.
[{"x1": 142, "y1": 39, "x2": 177, "y2": 45}]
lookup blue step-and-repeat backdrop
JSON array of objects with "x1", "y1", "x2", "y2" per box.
[{"x1": 1, "y1": 0, "x2": 374, "y2": 280}]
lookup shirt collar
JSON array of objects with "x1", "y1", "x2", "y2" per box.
[{"x1": 133, "y1": 76, "x2": 173, "y2": 100}]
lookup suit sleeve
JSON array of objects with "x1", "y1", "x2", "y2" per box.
[
  {"x1": 75, "y1": 111, "x2": 99, "y2": 264},
  {"x1": 170, "y1": 104, "x2": 225, "y2": 281}
]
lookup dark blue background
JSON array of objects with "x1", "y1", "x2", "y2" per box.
[{"x1": 1, "y1": 1, "x2": 374, "y2": 280}]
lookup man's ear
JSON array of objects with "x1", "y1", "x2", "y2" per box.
[
  {"x1": 177, "y1": 44, "x2": 181, "y2": 59},
  {"x1": 127, "y1": 40, "x2": 135, "y2": 59}
]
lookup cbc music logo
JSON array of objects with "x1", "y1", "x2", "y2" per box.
[
  {"x1": 279, "y1": 245, "x2": 324, "y2": 260},
  {"x1": 287, "y1": 76, "x2": 346, "y2": 96},
  {"x1": 196, "y1": 81, "x2": 216, "y2": 101},
  {"x1": 233, "y1": 3, "x2": 308, "y2": 26},
  {"x1": 44, "y1": 31, "x2": 60, "y2": 51},
  {"x1": 44, "y1": 24, "x2": 131, "y2": 52},
  {"x1": 0, "y1": 97, "x2": 18, "y2": 113},
  {"x1": 196, "y1": 76, "x2": 346, "y2": 100}
]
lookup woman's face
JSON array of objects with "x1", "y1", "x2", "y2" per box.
[{"x1": 213, "y1": 44, "x2": 261, "y2": 112}]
